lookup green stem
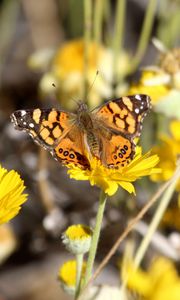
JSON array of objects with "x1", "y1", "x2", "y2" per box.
[
  {"x1": 104, "y1": 0, "x2": 112, "y2": 45},
  {"x1": 83, "y1": 0, "x2": 92, "y2": 102},
  {"x1": 112, "y1": 0, "x2": 126, "y2": 85},
  {"x1": 134, "y1": 162, "x2": 180, "y2": 269},
  {"x1": 83, "y1": 190, "x2": 107, "y2": 286},
  {"x1": 94, "y1": 0, "x2": 104, "y2": 45},
  {"x1": 0, "y1": 0, "x2": 20, "y2": 85},
  {"x1": 75, "y1": 253, "x2": 84, "y2": 299},
  {"x1": 130, "y1": 0, "x2": 157, "y2": 73}
]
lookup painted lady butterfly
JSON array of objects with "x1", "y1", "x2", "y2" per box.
[{"x1": 11, "y1": 94, "x2": 151, "y2": 169}]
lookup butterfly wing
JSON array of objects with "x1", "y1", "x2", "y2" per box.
[
  {"x1": 53, "y1": 127, "x2": 90, "y2": 169},
  {"x1": 11, "y1": 108, "x2": 75, "y2": 148},
  {"x1": 99, "y1": 134, "x2": 134, "y2": 168},
  {"x1": 93, "y1": 94, "x2": 151, "y2": 168},
  {"x1": 11, "y1": 108, "x2": 90, "y2": 169},
  {"x1": 94, "y1": 94, "x2": 151, "y2": 138}
]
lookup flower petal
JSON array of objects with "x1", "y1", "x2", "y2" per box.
[{"x1": 0, "y1": 166, "x2": 28, "y2": 225}]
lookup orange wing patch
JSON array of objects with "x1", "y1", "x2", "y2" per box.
[
  {"x1": 96, "y1": 95, "x2": 150, "y2": 138},
  {"x1": 122, "y1": 97, "x2": 133, "y2": 111},
  {"x1": 33, "y1": 108, "x2": 41, "y2": 124},
  {"x1": 53, "y1": 127, "x2": 90, "y2": 169},
  {"x1": 100, "y1": 134, "x2": 134, "y2": 168},
  {"x1": 37, "y1": 110, "x2": 73, "y2": 147},
  {"x1": 11, "y1": 108, "x2": 75, "y2": 149}
]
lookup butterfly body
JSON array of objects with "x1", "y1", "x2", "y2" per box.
[{"x1": 11, "y1": 94, "x2": 151, "y2": 170}]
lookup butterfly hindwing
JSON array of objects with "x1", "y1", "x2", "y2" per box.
[
  {"x1": 99, "y1": 134, "x2": 134, "y2": 168},
  {"x1": 53, "y1": 127, "x2": 90, "y2": 169}
]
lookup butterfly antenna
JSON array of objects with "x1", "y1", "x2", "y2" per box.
[
  {"x1": 52, "y1": 83, "x2": 80, "y2": 109},
  {"x1": 50, "y1": 82, "x2": 59, "y2": 103},
  {"x1": 86, "y1": 70, "x2": 99, "y2": 99}
]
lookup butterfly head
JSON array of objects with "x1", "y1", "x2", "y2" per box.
[{"x1": 76, "y1": 101, "x2": 89, "y2": 113}]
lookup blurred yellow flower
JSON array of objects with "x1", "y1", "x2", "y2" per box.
[
  {"x1": 38, "y1": 39, "x2": 130, "y2": 109},
  {"x1": 68, "y1": 147, "x2": 160, "y2": 196},
  {"x1": 62, "y1": 224, "x2": 92, "y2": 255},
  {"x1": 125, "y1": 257, "x2": 180, "y2": 300},
  {"x1": 128, "y1": 70, "x2": 170, "y2": 104},
  {"x1": 58, "y1": 260, "x2": 86, "y2": 295},
  {"x1": 0, "y1": 165, "x2": 27, "y2": 225},
  {"x1": 151, "y1": 120, "x2": 180, "y2": 190},
  {"x1": 65, "y1": 224, "x2": 92, "y2": 241},
  {"x1": 162, "y1": 205, "x2": 180, "y2": 231},
  {"x1": 127, "y1": 45, "x2": 180, "y2": 117},
  {"x1": 0, "y1": 224, "x2": 17, "y2": 264}
]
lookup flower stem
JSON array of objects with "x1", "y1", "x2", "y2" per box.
[
  {"x1": 75, "y1": 253, "x2": 84, "y2": 299},
  {"x1": 134, "y1": 161, "x2": 180, "y2": 269},
  {"x1": 112, "y1": 0, "x2": 126, "y2": 85},
  {"x1": 83, "y1": 190, "x2": 107, "y2": 286},
  {"x1": 83, "y1": 0, "x2": 92, "y2": 102},
  {"x1": 130, "y1": 0, "x2": 157, "y2": 73},
  {"x1": 94, "y1": 0, "x2": 104, "y2": 45},
  {"x1": 78, "y1": 174, "x2": 179, "y2": 299}
]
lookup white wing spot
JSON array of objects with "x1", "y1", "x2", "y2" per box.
[
  {"x1": 29, "y1": 123, "x2": 34, "y2": 128},
  {"x1": 21, "y1": 110, "x2": 27, "y2": 116},
  {"x1": 135, "y1": 108, "x2": 139, "y2": 114},
  {"x1": 135, "y1": 95, "x2": 142, "y2": 101},
  {"x1": 23, "y1": 121, "x2": 27, "y2": 125}
]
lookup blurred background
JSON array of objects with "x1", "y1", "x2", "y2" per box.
[{"x1": 0, "y1": 0, "x2": 179, "y2": 299}]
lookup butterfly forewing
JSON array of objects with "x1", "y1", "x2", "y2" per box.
[
  {"x1": 92, "y1": 94, "x2": 151, "y2": 168},
  {"x1": 11, "y1": 108, "x2": 90, "y2": 169},
  {"x1": 95, "y1": 94, "x2": 151, "y2": 138},
  {"x1": 11, "y1": 108, "x2": 75, "y2": 149}
]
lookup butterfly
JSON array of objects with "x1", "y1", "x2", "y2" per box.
[{"x1": 10, "y1": 94, "x2": 151, "y2": 170}]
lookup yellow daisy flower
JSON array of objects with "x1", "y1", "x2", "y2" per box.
[
  {"x1": 62, "y1": 224, "x2": 93, "y2": 255},
  {"x1": 0, "y1": 224, "x2": 17, "y2": 264},
  {"x1": 58, "y1": 260, "x2": 86, "y2": 295},
  {"x1": 125, "y1": 257, "x2": 180, "y2": 300},
  {"x1": 127, "y1": 45, "x2": 180, "y2": 115},
  {"x1": 162, "y1": 205, "x2": 180, "y2": 231},
  {"x1": 68, "y1": 147, "x2": 160, "y2": 196},
  {"x1": 36, "y1": 39, "x2": 130, "y2": 109},
  {"x1": 128, "y1": 70, "x2": 170, "y2": 105},
  {"x1": 151, "y1": 120, "x2": 180, "y2": 187},
  {"x1": 0, "y1": 165, "x2": 27, "y2": 225}
]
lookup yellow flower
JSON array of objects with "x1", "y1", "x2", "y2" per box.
[
  {"x1": 125, "y1": 257, "x2": 180, "y2": 300},
  {"x1": 127, "y1": 45, "x2": 180, "y2": 114},
  {"x1": 162, "y1": 205, "x2": 180, "y2": 231},
  {"x1": 62, "y1": 224, "x2": 93, "y2": 254},
  {"x1": 0, "y1": 165, "x2": 27, "y2": 225},
  {"x1": 170, "y1": 120, "x2": 180, "y2": 144},
  {"x1": 58, "y1": 260, "x2": 86, "y2": 295},
  {"x1": 68, "y1": 147, "x2": 160, "y2": 196},
  {"x1": 38, "y1": 39, "x2": 130, "y2": 109},
  {"x1": 0, "y1": 224, "x2": 17, "y2": 264},
  {"x1": 151, "y1": 120, "x2": 180, "y2": 190},
  {"x1": 65, "y1": 224, "x2": 92, "y2": 240},
  {"x1": 128, "y1": 70, "x2": 170, "y2": 105}
]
